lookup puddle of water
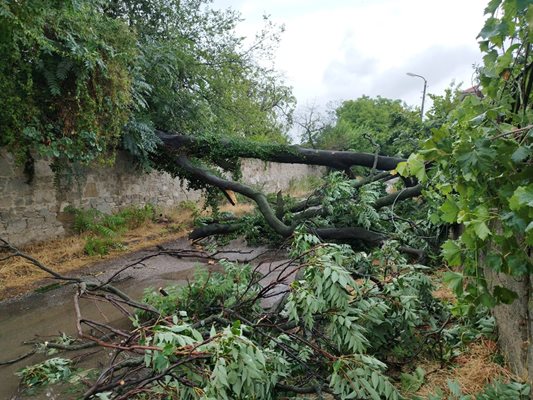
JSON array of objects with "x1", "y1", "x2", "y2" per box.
[{"x1": 0, "y1": 264, "x2": 201, "y2": 399}]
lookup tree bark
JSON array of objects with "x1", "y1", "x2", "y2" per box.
[
  {"x1": 175, "y1": 154, "x2": 293, "y2": 237},
  {"x1": 157, "y1": 131, "x2": 406, "y2": 171},
  {"x1": 189, "y1": 223, "x2": 244, "y2": 240},
  {"x1": 374, "y1": 184, "x2": 423, "y2": 209}
]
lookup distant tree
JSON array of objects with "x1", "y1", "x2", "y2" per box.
[
  {"x1": 294, "y1": 102, "x2": 329, "y2": 148},
  {"x1": 424, "y1": 81, "x2": 465, "y2": 129},
  {"x1": 316, "y1": 96, "x2": 424, "y2": 157}
]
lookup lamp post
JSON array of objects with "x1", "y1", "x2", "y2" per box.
[{"x1": 406, "y1": 72, "x2": 427, "y2": 119}]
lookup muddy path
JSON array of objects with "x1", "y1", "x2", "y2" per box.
[{"x1": 0, "y1": 238, "x2": 288, "y2": 399}]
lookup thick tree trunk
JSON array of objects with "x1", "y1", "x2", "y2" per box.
[{"x1": 157, "y1": 131, "x2": 406, "y2": 171}]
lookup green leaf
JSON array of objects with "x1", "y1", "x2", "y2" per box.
[
  {"x1": 400, "y1": 368, "x2": 425, "y2": 393},
  {"x1": 440, "y1": 199, "x2": 460, "y2": 223},
  {"x1": 507, "y1": 254, "x2": 529, "y2": 276},
  {"x1": 407, "y1": 154, "x2": 427, "y2": 182},
  {"x1": 443, "y1": 271, "x2": 464, "y2": 296},
  {"x1": 231, "y1": 320, "x2": 241, "y2": 335},
  {"x1": 511, "y1": 146, "x2": 531, "y2": 163},
  {"x1": 473, "y1": 221, "x2": 491, "y2": 240},
  {"x1": 509, "y1": 185, "x2": 533, "y2": 211},
  {"x1": 216, "y1": 365, "x2": 229, "y2": 387},
  {"x1": 493, "y1": 285, "x2": 518, "y2": 304},
  {"x1": 394, "y1": 161, "x2": 408, "y2": 176},
  {"x1": 360, "y1": 378, "x2": 381, "y2": 400},
  {"x1": 442, "y1": 241, "x2": 462, "y2": 266},
  {"x1": 486, "y1": 254, "x2": 503, "y2": 271},
  {"x1": 447, "y1": 379, "x2": 462, "y2": 396},
  {"x1": 484, "y1": 0, "x2": 502, "y2": 15}
]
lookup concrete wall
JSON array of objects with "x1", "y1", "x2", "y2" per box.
[{"x1": 0, "y1": 150, "x2": 324, "y2": 246}]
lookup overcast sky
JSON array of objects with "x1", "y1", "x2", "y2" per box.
[{"x1": 213, "y1": 0, "x2": 488, "y2": 116}]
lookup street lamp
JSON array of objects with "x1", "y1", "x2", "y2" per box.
[{"x1": 406, "y1": 72, "x2": 427, "y2": 119}]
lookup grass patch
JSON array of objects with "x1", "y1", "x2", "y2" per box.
[
  {"x1": 287, "y1": 174, "x2": 324, "y2": 197},
  {"x1": 66, "y1": 204, "x2": 156, "y2": 255}
]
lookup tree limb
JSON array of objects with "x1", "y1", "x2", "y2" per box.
[
  {"x1": 374, "y1": 184, "x2": 423, "y2": 209},
  {"x1": 157, "y1": 131, "x2": 406, "y2": 170},
  {"x1": 175, "y1": 154, "x2": 293, "y2": 237}
]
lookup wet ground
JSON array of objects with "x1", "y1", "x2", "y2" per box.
[{"x1": 0, "y1": 238, "x2": 289, "y2": 399}]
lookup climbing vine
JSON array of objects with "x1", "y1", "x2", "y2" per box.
[
  {"x1": 0, "y1": 0, "x2": 136, "y2": 169},
  {"x1": 398, "y1": 0, "x2": 533, "y2": 306}
]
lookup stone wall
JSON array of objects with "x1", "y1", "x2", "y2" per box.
[{"x1": 0, "y1": 150, "x2": 324, "y2": 246}]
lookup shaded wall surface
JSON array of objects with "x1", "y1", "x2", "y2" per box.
[{"x1": 0, "y1": 150, "x2": 323, "y2": 246}]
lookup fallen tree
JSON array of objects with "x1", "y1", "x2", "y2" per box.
[
  {"x1": 152, "y1": 130, "x2": 430, "y2": 258},
  {"x1": 3, "y1": 229, "x2": 525, "y2": 399},
  {"x1": 0, "y1": 237, "x2": 451, "y2": 400},
  {"x1": 156, "y1": 131, "x2": 407, "y2": 171}
]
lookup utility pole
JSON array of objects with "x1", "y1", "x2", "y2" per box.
[{"x1": 406, "y1": 72, "x2": 427, "y2": 119}]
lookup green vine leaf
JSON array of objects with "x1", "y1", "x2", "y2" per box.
[
  {"x1": 509, "y1": 185, "x2": 533, "y2": 211},
  {"x1": 442, "y1": 240, "x2": 462, "y2": 267}
]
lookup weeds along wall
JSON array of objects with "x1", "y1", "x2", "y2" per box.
[{"x1": 0, "y1": 149, "x2": 325, "y2": 246}]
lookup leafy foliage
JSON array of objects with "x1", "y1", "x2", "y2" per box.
[
  {"x1": 142, "y1": 260, "x2": 262, "y2": 319},
  {"x1": 397, "y1": 0, "x2": 533, "y2": 306},
  {"x1": 16, "y1": 227, "x2": 529, "y2": 398},
  {"x1": 316, "y1": 96, "x2": 425, "y2": 157},
  {"x1": 16, "y1": 357, "x2": 73, "y2": 388},
  {"x1": 0, "y1": 0, "x2": 136, "y2": 169},
  {"x1": 0, "y1": 0, "x2": 294, "y2": 179},
  {"x1": 423, "y1": 379, "x2": 530, "y2": 400}
]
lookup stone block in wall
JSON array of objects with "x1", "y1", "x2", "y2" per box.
[
  {"x1": 0, "y1": 195, "x2": 12, "y2": 209},
  {"x1": 33, "y1": 187, "x2": 55, "y2": 204},
  {"x1": 39, "y1": 208, "x2": 57, "y2": 223},
  {"x1": 7, "y1": 219, "x2": 27, "y2": 234},
  {"x1": 0, "y1": 150, "x2": 15, "y2": 177},
  {"x1": 84, "y1": 182, "x2": 98, "y2": 198},
  {"x1": 34, "y1": 159, "x2": 54, "y2": 177},
  {"x1": 8, "y1": 179, "x2": 32, "y2": 196},
  {"x1": 0, "y1": 177, "x2": 8, "y2": 191}
]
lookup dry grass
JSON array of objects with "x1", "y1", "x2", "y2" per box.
[
  {"x1": 412, "y1": 270, "x2": 518, "y2": 398},
  {"x1": 432, "y1": 283, "x2": 456, "y2": 304},
  {"x1": 0, "y1": 202, "x2": 254, "y2": 300},
  {"x1": 415, "y1": 339, "x2": 517, "y2": 398}
]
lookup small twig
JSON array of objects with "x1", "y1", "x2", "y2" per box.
[
  {"x1": 491, "y1": 123, "x2": 533, "y2": 140},
  {"x1": 0, "y1": 350, "x2": 36, "y2": 366}
]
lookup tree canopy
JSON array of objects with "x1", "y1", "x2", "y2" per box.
[
  {"x1": 315, "y1": 96, "x2": 424, "y2": 157},
  {"x1": 396, "y1": 0, "x2": 533, "y2": 306},
  {"x1": 0, "y1": 0, "x2": 294, "y2": 173}
]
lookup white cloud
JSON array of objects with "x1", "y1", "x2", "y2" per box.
[
  {"x1": 323, "y1": 45, "x2": 480, "y2": 103},
  {"x1": 214, "y1": 0, "x2": 488, "y2": 109}
]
